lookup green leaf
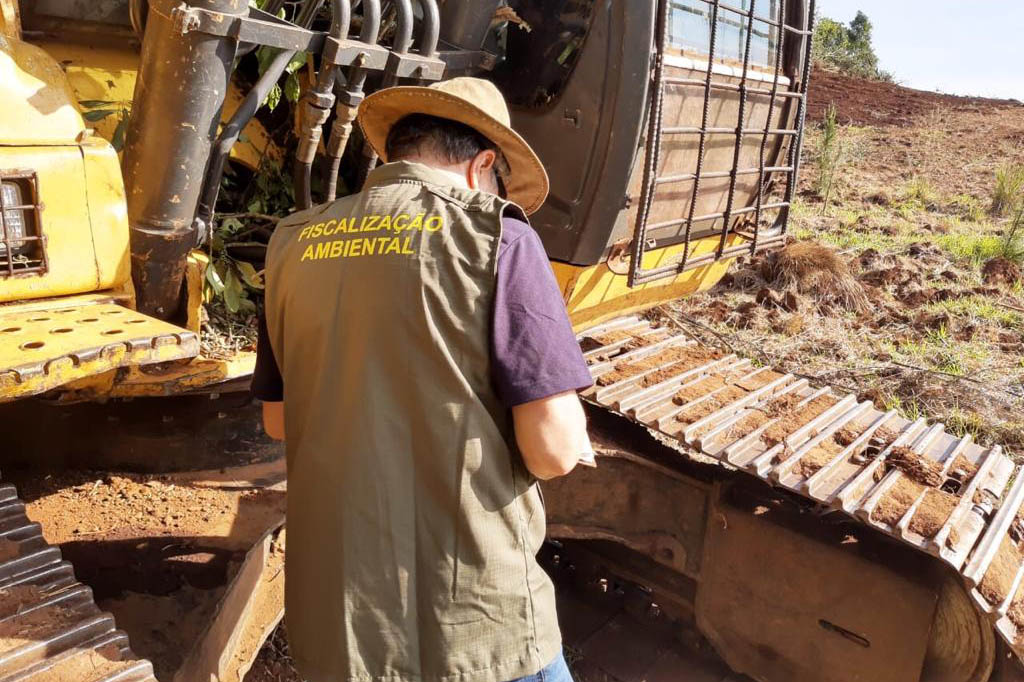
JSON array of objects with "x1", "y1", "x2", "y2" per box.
[
  {"x1": 263, "y1": 83, "x2": 281, "y2": 112},
  {"x1": 284, "y1": 72, "x2": 301, "y2": 103},
  {"x1": 223, "y1": 268, "x2": 244, "y2": 313},
  {"x1": 205, "y1": 262, "x2": 226, "y2": 294},
  {"x1": 112, "y1": 118, "x2": 127, "y2": 151},
  {"x1": 221, "y1": 217, "x2": 244, "y2": 233},
  {"x1": 83, "y1": 109, "x2": 115, "y2": 122},
  {"x1": 285, "y1": 51, "x2": 307, "y2": 75},
  {"x1": 79, "y1": 99, "x2": 115, "y2": 108},
  {"x1": 235, "y1": 261, "x2": 264, "y2": 289},
  {"x1": 248, "y1": 198, "x2": 264, "y2": 213}
]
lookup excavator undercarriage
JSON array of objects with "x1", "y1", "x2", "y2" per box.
[{"x1": 539, "y1": 316, "x2": 1024, "y2": 682}]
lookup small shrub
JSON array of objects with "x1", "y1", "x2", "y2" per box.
[
  {"x1": 991, "y1": 164, "x2": 1024, "y2": 217},
  {"x1": 814, "y1": 104, "x2": 845, "y2": 211}
]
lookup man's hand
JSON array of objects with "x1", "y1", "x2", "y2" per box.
[
  {"x1": 512, "y1": 390, "x2": 591, "y2": 480},
  {"x1": 262, "y1": 401, "x2": 285, "y2": 441}
]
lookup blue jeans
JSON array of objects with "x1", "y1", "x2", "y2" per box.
[{"x1": 507, "y1": 652, "x2": 574, "y2": 682}]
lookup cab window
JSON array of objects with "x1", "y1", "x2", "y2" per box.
[{"x1": 668, "y1": 0, "x2": 781, "y2": 67}]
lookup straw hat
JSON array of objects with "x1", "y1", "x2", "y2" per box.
[{"x1": 356, "y1": 77, "x2": 549, "y2": 215}]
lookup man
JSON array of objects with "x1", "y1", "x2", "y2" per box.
[{"x1": 253, "y1": 77, "x2": 593, "y2": 682}]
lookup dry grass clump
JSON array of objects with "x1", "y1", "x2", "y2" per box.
[{"x1": 761, "y1": 241, "x2": 869, "y2": 313}]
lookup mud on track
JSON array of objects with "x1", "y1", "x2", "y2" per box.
[{"x1": 5, "y1": 462, "x2": 286, "y2": 680}]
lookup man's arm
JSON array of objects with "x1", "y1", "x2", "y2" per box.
[
  {"x1": 512, "y1": 390, "x2": 590, "y2": 480},
  {"x1": 493, "y1": 218, "x2": 595, "y2": 479},
  {"x1": 262, "y1": 401, "x2": 285, "y2": 441},
  {"x1": 252, "y1": 312, "x2": 286, "y2": 441}
]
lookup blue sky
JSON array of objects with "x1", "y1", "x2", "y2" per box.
[{"x1": 818, "y1": 1, "x2": 1023, "y2": 100}]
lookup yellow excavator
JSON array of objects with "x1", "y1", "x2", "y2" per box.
[{"x1": 2, "y1": 0, "x2": 1024, "y2": 680}]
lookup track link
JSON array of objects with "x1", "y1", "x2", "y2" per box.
[
  {"x1": 0, "y1": 482, "x2": 156, "y2": 682},
  {"x1": 579, "y1": 316, "x2": 1024, "y2": 662}
]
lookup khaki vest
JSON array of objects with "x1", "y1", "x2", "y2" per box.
[{"x1": 264, "y1": 161, "x2": 561, "y2": 682}]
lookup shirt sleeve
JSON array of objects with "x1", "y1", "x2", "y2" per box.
[
  {"x1": 492, "y1": 218, "x2": 594, "y2": 407},
  {"x1": 251, "y1": 311, "x2": 284, "y2": 402}
]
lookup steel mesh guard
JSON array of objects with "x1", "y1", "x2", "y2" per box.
[{"x1": 628, "y1": 0, "x2": 816, "y2": 287}]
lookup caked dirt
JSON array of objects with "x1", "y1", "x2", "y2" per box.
[
  {"x1": 596, "y1": 345, "x2": 723, "y2": 388},
  {"x1": 4, "y1": 461, "x2": 286, "y2": 681}
]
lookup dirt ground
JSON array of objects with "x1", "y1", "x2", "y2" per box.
[
  {"x1": 806, "y1": 69, "x2": 1022, "y2": 128},
  {"x1": 5, "y1": 462, "x2": 286, "y2": 681},
  {"x1": 669, "y1": 68, "x2": 1024, "y2": 460}
]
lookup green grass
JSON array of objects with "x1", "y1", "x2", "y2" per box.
[
  {"x1": 902, "y1": 177, "x2": 940, "y2": 209},
  {"x1": 992, "y1": 164, "x2": 1024, "y2": 217},
  {"x1": 948, "y1": 194, "x2": 987, "y2": 223},
  {"x1": 927, "y1": 295, "x2": 1022, "y2": 328},
  {"x1": 934, "y1": 232, "x2": 1008, "y2": 264},
  {"x1": 883, "y1": 330, "x2": 991, "y2": 378},
  {"x1": 882, "y1": 393, "x2": 926, "y2": 421},
  {"x1": 947, "y1": 407, "x2": 987, "y2": 440}
]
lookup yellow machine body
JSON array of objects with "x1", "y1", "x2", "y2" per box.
[
  {"x1": 555, "y1": 236, "x2": 742, "y2": 332},
  {"x1": 0, "y1": 6, "x2": 253, "y2": 402}
]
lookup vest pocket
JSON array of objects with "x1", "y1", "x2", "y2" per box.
[{"x1": 442, "y1": 436, "x2": 501, "y2": 625}]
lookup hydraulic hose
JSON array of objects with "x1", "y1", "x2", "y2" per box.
[
  {"x1": 196, "y1": 0, "x2": 324, "y2": 226},
  {"x1": 324, "y1": 0, "x2": 381, "y2": 201},
  {"x1": 355, "y1": 0, "x2": 414, "y2": 189},
  {"x1": 294, "y1": 0, "x2": 352, "y2": 210},
  {"x1": 417, "y1": 0, "x2": 440, "y2": 59},
  {"x1": 129, "y1": 0, "x2": 148, "y2": 38}
]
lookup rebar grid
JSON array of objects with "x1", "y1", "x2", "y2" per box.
[{"x1": 628, "y1": 0, "x2": 815, "y2": 287}]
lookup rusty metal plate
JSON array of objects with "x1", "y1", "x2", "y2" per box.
[
  {"x1": 696, "y1": 504, "x2": 938, "y2": 682},
  {"x1": 0, "y1": 301, "x2": 198, "y2": 401},
  {"x1": 0, "y1": 481, "x2": 157, "y2": 681}
]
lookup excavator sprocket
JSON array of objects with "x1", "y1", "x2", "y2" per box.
[{"x1": 564, "y1": 315, "x2": 1024, "y2": 680}]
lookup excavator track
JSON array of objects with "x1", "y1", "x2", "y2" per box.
[
  {"x1": 576, "y1": 316, "x2": 1024, "y2": 667},
  {"x1": 0, "y1": 481, "x2": 156, "y2": 682}
]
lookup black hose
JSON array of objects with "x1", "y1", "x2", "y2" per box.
[
  {"x1": 389, "y1": 0, "x2": 415, "y2": 58},
  {"x1": 314, "y1": 0, "x2": 352, "y2": 94},
  {"x1": 324, "y1": 0, "x2": 382, "y2": 201},
  {"x1": 129, "y1": 0, "x2": 147, "y2": 37},
  {"x1": 196, "y1": 0, "x2": 324, "y2": 225},
  {"x1": 346, "y1": 0, "x2": 381, "y2": 96},
  {"x1": 355, "y1": 0, "x2": 413, "y2": 188},
  {"x1": 416, "y1": 0, "x2": 440, "y2": 59},
  {"x1": 294, "y1": 0, "x2": 353, "y2": 210}
]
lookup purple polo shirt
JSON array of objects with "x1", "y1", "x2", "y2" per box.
[{"x1": 252, "y1": 216, "x2": 593, "y2": 407}]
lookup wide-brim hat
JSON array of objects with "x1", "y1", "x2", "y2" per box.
[{"x1": 356, "y1": 77, "x2": 549, "y2": 215}]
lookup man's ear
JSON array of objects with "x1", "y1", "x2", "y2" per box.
[{"x1": 467, "y1": 149, "x2": 497, "y2": 190}]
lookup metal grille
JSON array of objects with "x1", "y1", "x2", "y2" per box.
[
  {"x1": 0, "y1": 171, "x2": 48, "y2": 278},
  {"x1": 628, "y1": 0, "x2": 815, "y2": 287}
]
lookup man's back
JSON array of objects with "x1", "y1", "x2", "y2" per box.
[{"x1": 264, "y1": 161, "x2": 562, "y2": 682}]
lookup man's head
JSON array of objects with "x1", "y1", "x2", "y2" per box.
[
  {"x1": 356, "y1": 77, "x2": 549, "y2": 214},
  {"x1": 384, "y1": 113, "x2": 511, "y2": 198}
]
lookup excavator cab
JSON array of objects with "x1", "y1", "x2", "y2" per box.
[{"x1": 497, "y1": 0, "x2": 813, "y2": 277}]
